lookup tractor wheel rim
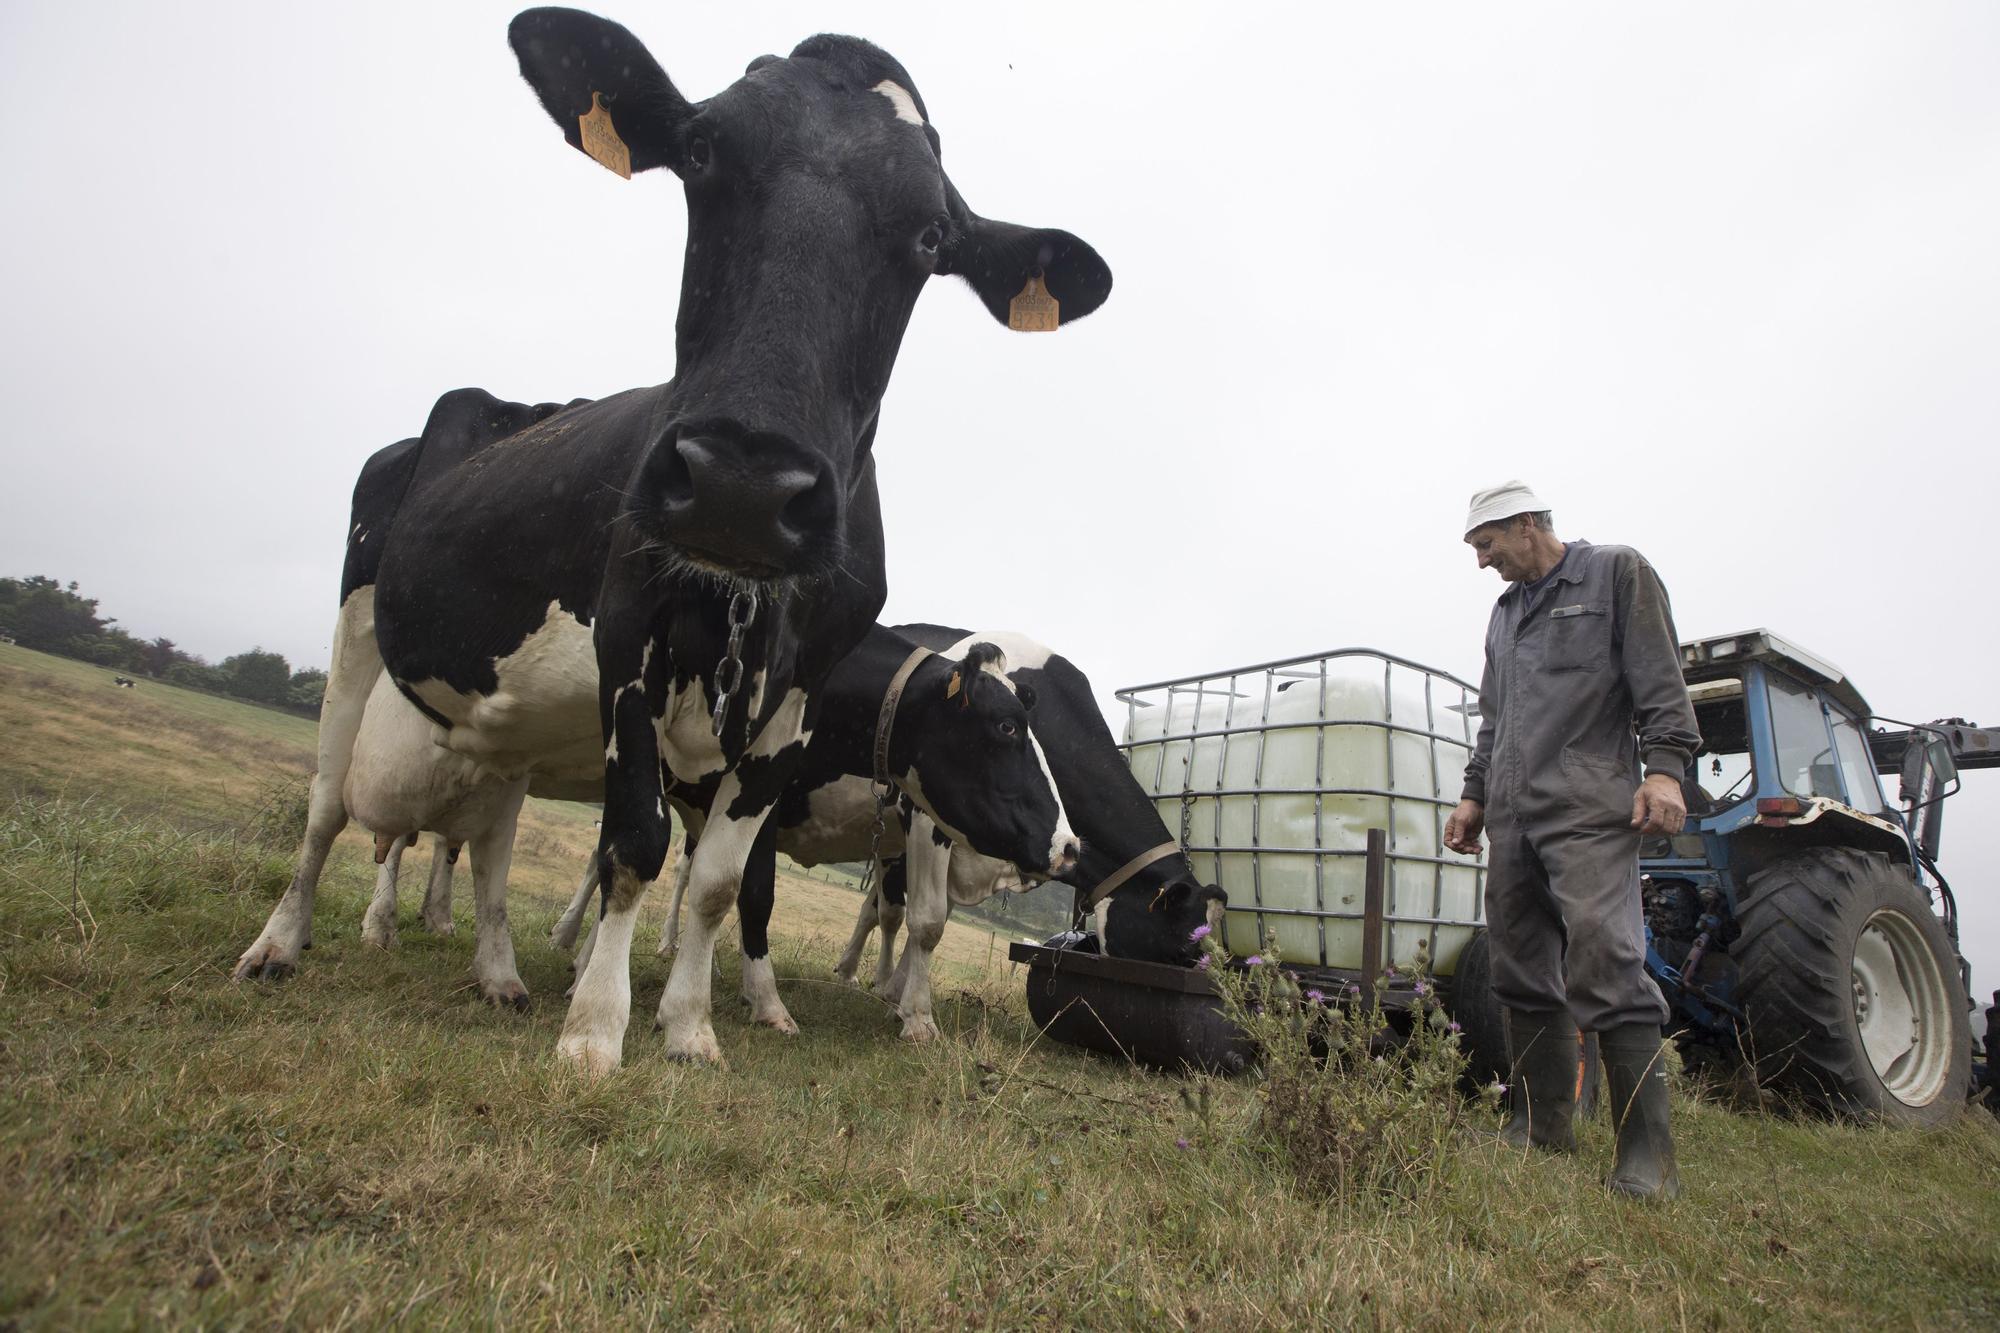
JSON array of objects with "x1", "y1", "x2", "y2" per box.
[{"x1": 1851, "y1": 908, "x2": 1951, "y2": 1106}]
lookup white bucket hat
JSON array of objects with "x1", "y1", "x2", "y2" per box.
[{"x1": 1463, "y1": 480, "x2": 1548, "y2": 537}]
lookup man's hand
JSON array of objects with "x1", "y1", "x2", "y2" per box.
[
  {"x1": 1630, "y1": 772, "x2": 1687, "y2": 836},
  {"x1": 1443, "y1": 798, "x2": 1486, "y2": 855}
]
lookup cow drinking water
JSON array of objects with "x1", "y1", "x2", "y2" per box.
[{"x1": 833, "y1": 627, "x2": 1227, "y2": 987}]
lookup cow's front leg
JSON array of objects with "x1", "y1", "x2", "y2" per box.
[
  {"x1": 558, "y1": 678, "x2": 669, "y2": 1078},
  {"x1": 469, "y1": 780, "x2": 531, "y2": 1010},
  {"x1": 360, "y1": 833, "x2": 411, "y2": 949},
  {"x1": 736, "y1": 820, "x2": 798, "y2": 1034},
  {"x1": 892, "y1": 819, "x2": 952, "y2": 1043},
  {"x1": 654, "y1": 782, "x2": 769, "y2": 1064},
  {"x1": 872, "y1": 856, "x2": 909, "y2": 996},
  {"x1": 551, "y1": 854, "x2": 600, "y2": 953},
  {"x1": 656, "y1": 834, "x2": 696, "y2": 959},
  {"x1": 832, "y1": 873, "x2": 882, "y2": 985},
  {"x1": 421, "y1": 836, "x2": 458, "y2": 935},
  {"x1": 656, "y1": 691, "x2": 808, "y2": 1063}
]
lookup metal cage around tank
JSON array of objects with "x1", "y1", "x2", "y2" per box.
[{"x1": 1116, "y1": 649, "x2": 1489, "y2": 979}]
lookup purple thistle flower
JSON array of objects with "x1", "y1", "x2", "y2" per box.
[
  {"x1": 1447, "y1": 1020, "x2": 1462, "y2": 1034},
  {"x1": 1413, "y1": 980, "x2": 1430, "y2": 997},
  {"x1": 1246, "y1": 955, "x2": 1264, "y2": 968},
  {"x1": 1175, "y1": 1137, "x2": 1192, "y2": 1151},
  {"x1": 1189, "y1": 923, "x2": 1211, "y2": 942},
  {"x1": 1305, "y1": 989, "x2": 1325, "y2": 1005},
  {"x1": 1194, "y1": 955, "x2": 1211, "y2": 971}
]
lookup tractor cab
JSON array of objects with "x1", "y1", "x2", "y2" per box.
[{"x1": 1658, "y1": 629, "x2": 1910, "y2": 870}]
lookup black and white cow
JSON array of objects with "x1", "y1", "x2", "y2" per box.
[
  {"x1": 232, "y1": 8, "x2": 1110, "y2": 1076},
  {"x1": 833, "y1": 627, "x2": 1227, "y2": 988},
  {"x1": 554, "y1": 627, "x2": 1076, "y2": 1040}
]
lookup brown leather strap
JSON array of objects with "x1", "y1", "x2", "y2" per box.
[
  {"x1": 873, "y1": 646, "x2": 934, "y2": 788},
  {"x1": 1083, "y1": 840, "x2": 1183, "y2": 909}
]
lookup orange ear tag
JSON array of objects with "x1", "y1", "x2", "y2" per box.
[
  {"x1": 579, "y1": 92, "x2": 632, "y2": 179},
  {"x1": 1007, "y1": 273, "x2": 1060, "y2": 332},
  {"x1": 946, "y1": 670, "x2": 962, "y2": 699}
]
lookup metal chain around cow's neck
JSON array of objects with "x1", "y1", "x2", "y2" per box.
[{"x1": 708, "y1": 590, "x2": 759, "y2": 736}]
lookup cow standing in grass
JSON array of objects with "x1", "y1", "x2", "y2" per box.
[{"x1": 233, "y1": 7, "x2": 1110, "y2": 1075}]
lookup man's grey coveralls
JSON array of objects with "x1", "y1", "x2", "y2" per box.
[{"x1": 1461, "y1": 540, "x2": 1701, "y2": 1031}]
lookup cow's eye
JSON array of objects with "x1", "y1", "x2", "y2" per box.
[
  {"x1": 998, "y1": 720, "x2": 1018, "y2": 738},
  {"x1": 686, "y1": 136, "x2": 713, "y2": 172},
  {"x1": 917, "y1": 220, "x2": 945, "y2": 254}
]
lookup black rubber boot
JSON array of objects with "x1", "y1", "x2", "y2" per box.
[
  {"x1": 1601, "y1": 1023, "x2": 1681, "y2": 1201},
  {"x1": 1500, "y1": 1008, "x2": 1579, "y2": 1153}
]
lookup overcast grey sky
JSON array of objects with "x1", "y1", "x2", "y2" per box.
[{"x1": 3, "y1": 1, "x2": 1996, "y2": 991}]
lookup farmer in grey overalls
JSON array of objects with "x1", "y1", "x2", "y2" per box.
[{"x1": 1443, "y1": 481, "x2": 1700, "y2": 1201}]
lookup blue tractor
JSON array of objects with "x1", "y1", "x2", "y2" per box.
[{"x1": 1633, "y1": 630, "x2": 1992, "y2": 1123}]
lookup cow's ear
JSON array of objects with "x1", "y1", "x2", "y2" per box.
[
  {"x1": 510, "y1": 8, "x2": 694, "y2": 175},
  {"x1": 1016, "y1": 682, "x2": 1038, "y2": 711},
  {"x1": 939, "y1": 179, "x2": 1112, "y2": 328}
]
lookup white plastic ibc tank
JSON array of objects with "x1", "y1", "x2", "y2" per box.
[{"x1": 1122, "y1": 654, "x2": 1484, "y2": 975}]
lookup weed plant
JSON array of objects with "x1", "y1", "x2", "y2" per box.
[
  {"x1": 247, "y1": 774, "x2": 312, "y2": 851},
  {"x1": 1197, "y1": 925, "x2": 1475, "y2": 1207}
]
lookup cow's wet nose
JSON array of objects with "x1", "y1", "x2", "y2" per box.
[
  {"x1": 1051, "y1": 837, "x2": 1080, "y2": 879},
  {"x1": 654, "y1": 433, "x2": 837, "y2": 575}
]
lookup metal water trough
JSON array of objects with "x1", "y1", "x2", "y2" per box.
[{"x1": 1013, "y1": 831, "x2": 1425, "y2": 1074}]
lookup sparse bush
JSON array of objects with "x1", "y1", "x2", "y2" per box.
[
  {"x1": 249, "y1": 774, "x2": 312, "y2": 850},
  {"x1": 1200, "y1": 926, "x2": 1471, "y2": 1205}
]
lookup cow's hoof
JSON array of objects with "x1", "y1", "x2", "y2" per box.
[
  {"x1": 662, "y1": 1026, "x2": 726, "y2": 1066},
  {"x1": 751, "y1": 1008, "x2": 800, "y2": 1036},
  {"x1": 232, "y1": 945, "x2": 297, "y2": 982},
  {"x1": 556, "y1": 1032, "x2": 622, "y2": 1080},
  {"x1": 548, "y1": 920, "x2": 579, "y2": 951},
  {"x1": 481, "y1": 980, "x2": 531, "y2": 1012},
  {"x1": 360, "y1": 923, "x2": 396, "y2": 951},
  {"x1": 831, "y1": 966, "x2": 859, "y2": 986},
  {"x1": 423, "y1": 916, "x2": 455, "y2": 937},
  {"x1": 898, "y1": 1015, "x2": 940, "y2": 1044}
]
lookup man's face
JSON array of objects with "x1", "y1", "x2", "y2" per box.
[{"x1": 1465, "y1": 517, "x2": 1538, "y2": 582}]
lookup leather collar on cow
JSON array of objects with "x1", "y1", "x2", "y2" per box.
[
  {"x1": 872, "y1": 645, "x2": 936, "y2": 794},
  {"x1": 1082, "y1": 841, "x2": 1184, "y2": 910}
]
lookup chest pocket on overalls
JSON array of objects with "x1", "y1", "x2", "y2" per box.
[{"x1": 1543, "y1": 601, "x2": 1608, "y2": 672}]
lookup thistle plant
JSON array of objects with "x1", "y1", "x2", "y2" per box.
[{"x1": 1197, "y1": 926, "x2": 1470, "y2": 1205}]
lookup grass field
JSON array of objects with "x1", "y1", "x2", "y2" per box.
[{"x1": 2, "y1": 642, "x2": 1998, "y2": 1328}]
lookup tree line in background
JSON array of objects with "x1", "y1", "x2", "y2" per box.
[{"x1": 0, "y1": 576, "x2": 326, "y2": 716}]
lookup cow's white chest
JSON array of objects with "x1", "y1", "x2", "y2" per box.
[
  {"x1": 658, "y1": 669, "x2": 783, "y2": 784},
  {"x1": 403, "y1": 600, "x2": 601, "y2": 778}
]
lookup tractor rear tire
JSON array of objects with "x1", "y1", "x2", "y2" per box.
[
  {"x1": 1735, "y1": 848, "x2": 1970, "y2": 1125},
  {"x1": 1449, "y1": 928, "x2": 1599, "y2": 1115}
]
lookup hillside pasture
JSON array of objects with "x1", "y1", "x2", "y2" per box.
[{"x1": 1, "y1": 643, "x2": 1997, "y2": 1328}]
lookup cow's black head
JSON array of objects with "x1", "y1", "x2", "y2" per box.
[
  {"x1": 510, "y1": 9, "x2": 1113, "y2": 584},
  {"x1": 898, "y1": 643, "x2": 1079, "y2": 881},
  {"x1": 1101, "y1": 875, "x2": 1229, "y2": 967}
]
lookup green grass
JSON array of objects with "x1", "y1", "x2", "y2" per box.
[{"x1": 2, "y1": 646, "x2": 1998, "y2": 1328}]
